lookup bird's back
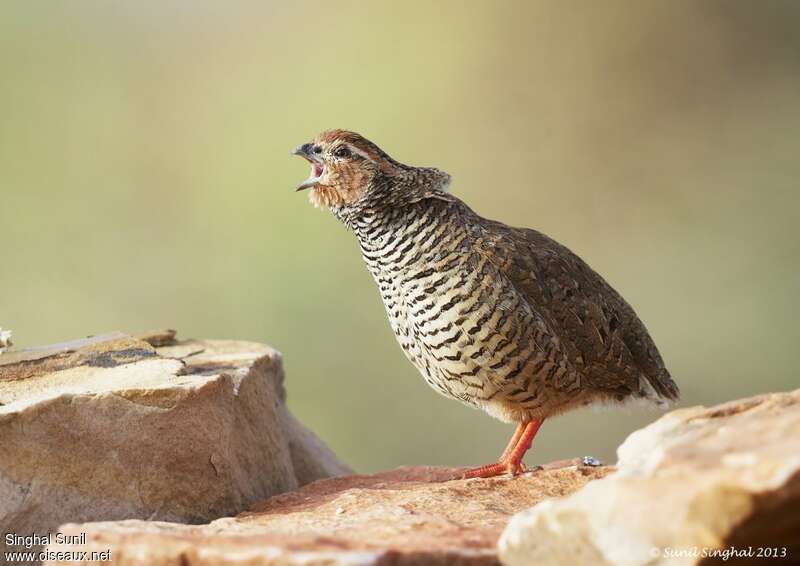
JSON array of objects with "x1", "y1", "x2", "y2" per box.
[{"x1": 472, "y1": 211, "x2": 679, "y2": 408}]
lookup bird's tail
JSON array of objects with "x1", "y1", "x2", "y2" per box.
[{"x1": 638, "y1": 370, "x2": 680, "y2": 408}]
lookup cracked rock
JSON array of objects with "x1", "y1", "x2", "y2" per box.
[{"x1": 0, "y1": 331, "x2": 350, "y2": 563}]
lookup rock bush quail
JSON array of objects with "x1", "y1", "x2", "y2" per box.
[{"x1": 293, "y1": 130, "x2": 679, "y2": 478}]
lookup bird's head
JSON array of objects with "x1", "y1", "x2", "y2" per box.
[{"x1": 292, "y1": 130, "x2": 451, "y2": 213}]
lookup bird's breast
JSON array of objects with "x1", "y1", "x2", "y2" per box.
[
  {"x1": 354, "y1": 206, "x2": 564, "y2": 415},
  {"x1": 363, "y1": 243, "x2": 528, "y2": 407}
]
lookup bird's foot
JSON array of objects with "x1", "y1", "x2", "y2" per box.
[
  {"x1": 462, "y1": 462, "x2": 509, "y2": 479},
  {"x1": 462, "y1": 458, "x2": 528, "y2": 479},
  {"x1": 462, "y1": 419, "x2": 545, "y2": 479}
]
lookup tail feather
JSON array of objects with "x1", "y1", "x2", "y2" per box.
[{"x1": 639, "y1": 370, "x2": 680, "y2": 407}]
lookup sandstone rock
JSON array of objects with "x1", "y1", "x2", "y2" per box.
[
  {"x1": 46, "y1": 462, "x2": 611, "y2": 565},
  {"x1": 499, "y1": 390, "x2": 800, "y2": 566},
  {"x1": 0, "y1": 331, "x2": 349, "y2": 564}
]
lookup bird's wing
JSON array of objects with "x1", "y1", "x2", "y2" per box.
[{"x1": 471, "y1": 216, "x2": 678, "y2": 404}]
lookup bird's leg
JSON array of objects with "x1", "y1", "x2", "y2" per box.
[
  {"x1": 498, "y1": 422, "x2": 526, "y2": 461},
  {"x1": 462, "y1": 419, "x2": 544, "y2": 479},
  {"x1": 504, "y1": 418, "x2": 543, "y2": 474}
]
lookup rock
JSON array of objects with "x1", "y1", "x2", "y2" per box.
[
  {"x1": 499, "y1": 389, "x2": 800, "y2": 566},
  {"x1": 0, "y1": 331, "x2": 349, "y2": 563},
  {"x1": 46, "y1": 462, "x2": 612, "y2": 565}
]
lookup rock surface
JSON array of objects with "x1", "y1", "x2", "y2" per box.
[
  {"x1": 47, "y1": 462, "x2": 612, "y2": 565},
  {"x1": 499, "y1": 389, "x2": 800, "y2": 566},
  {"x1": 0, "y1": 331, "x2": 349, "y2": 564},
  {"x1": 8, "y1": 332, "x2": 795, "y2": 565}
]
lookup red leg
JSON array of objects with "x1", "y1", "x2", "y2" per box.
[
  {"x1": 504, "y1": 418, "x2": 543, "y2": 474},
  {"x1": 463, "y1": 419, "x2": 544, "y2": 479},
  {"x1": 499, "y1": 422, "x2": 526, "y2": 461}
]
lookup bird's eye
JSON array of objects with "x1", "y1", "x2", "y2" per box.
[
  {"x1": 312, "y1": 145, "x2": 322, "y2": 154},
  {"x1": 334, "y1": 146, "x2": 351, "y2": 159}
]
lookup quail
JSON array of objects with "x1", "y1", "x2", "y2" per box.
[{"x1": 293, "y1": 130, "x2": 679, "y2": 478}]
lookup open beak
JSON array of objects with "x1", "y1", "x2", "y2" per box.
[{"x1": 292, "y1": 143, "x2": 324, "y2": 191}]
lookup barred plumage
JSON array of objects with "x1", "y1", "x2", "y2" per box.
[{"x1": 294, "y1": 129, "x2": 679, "y2": 478}]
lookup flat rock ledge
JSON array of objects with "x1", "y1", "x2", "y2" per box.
[
  {"x1": 0, "y1": 331, "x2": 350, "y2": 563},
  {"x1": 48, "y1": 462, "x2": 611, "y2": 565},
  {"x1": 500, "y1": 389, "x2": 800, "y2": 566}
]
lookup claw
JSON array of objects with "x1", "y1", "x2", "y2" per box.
[{"x1": 509, "y1": 460, "x2": 526, "y2": 475}]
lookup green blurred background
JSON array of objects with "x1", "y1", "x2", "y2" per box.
[{"x1": 1, "y1": 1, "x2": 798, "y2": 473}]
